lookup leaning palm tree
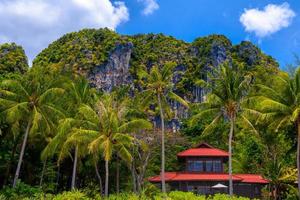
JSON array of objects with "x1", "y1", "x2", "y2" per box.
[
  {"x1": 138, "y1": 62, "x2": 189, "y2": 193},
  {"x1": 0, "y1": 76, "x2": 64, "y2": 187},
  {"x1": 74, "y1": 93, "x2": 152, "y2": 197},
  {"x1": 190, "y1": 63, "x2": 252, "y2": 196},
  {"x1": 255, "y1": 68, "x2": 300, "y2": 195}
]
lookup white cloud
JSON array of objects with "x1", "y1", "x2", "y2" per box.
[
  {"x1": 71, "y1": 0, "x2": 129, "y2": 29},
  {"x1": 138, "y1": 0, "x2": 159, "y2": 16},
  {"x1": 0, "y1": 0, "x2": 129, "y2": 62},
  {"x1": 240, "y1": 3, "x2": 295, "y2": 38}
]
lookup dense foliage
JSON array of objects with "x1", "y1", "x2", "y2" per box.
[
  {"x1": 0, "y1": 185, "x2": 252, "y2": 200},
  {"x1": 0, "y1": 43, "x2": 28, "y2": 75},
  {"x1": 32, "y1": 29, "x2": 278, "y2": 96},
  {"x1": 0, "y1": 29, "x2": 298, "y2": 200}
]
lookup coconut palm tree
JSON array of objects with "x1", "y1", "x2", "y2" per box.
[
  {"x1": 42, "y1": 118, "x2": 87, "y2": 190},
  {"x1": 255, "y1": 68, "x2": 300, "y2": 196},
  {"x1": 189, "y1": 64, "x2": 253, "y2": 196},
  {"x1": 0, "y1": 76, "x2": 64, "y2": 187},
  {"x1": 77, "y1": 93, "x2": 152, "y2": 197},
  {"x1": 138, "y1": 62, "x2": 189, "y2": 193},
  {"x1": 41, "y1": 77, "x2": 96, "y2": 190}
]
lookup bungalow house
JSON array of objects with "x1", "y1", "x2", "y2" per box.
[{"x1": 148, "y1": 143, "x2": 269, "y2": 199}]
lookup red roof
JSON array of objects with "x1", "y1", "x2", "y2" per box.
[
  {"x1": 149, "y1": 172, "x2": 269, "y2": 184},
  {"x1": 235, "y1": 174, "x2": 269, "y2": 184},
  {"x1": 177, "y1": 148, "x2": 229, "y2": 157}
]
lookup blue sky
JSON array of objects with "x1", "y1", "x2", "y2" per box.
[
  {"x1": 0, "y1": 0, "x2": 299, "y2": 68},
  {"x1": 117, "y1": 0, "x2": 300, "y2": 68}
]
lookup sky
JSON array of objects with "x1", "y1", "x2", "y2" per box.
[{"x1": 0, "y1": 0, "x2": 299, "y2": 69}]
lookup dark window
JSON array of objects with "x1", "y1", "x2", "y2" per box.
[
  {"x1": 213, "y1": 160, "x2": 222, "y2": 172},
  {"x1": 187, "y1": 160, "x2": 193, "y2": 171},
  {"x1": 188, "y1": 160, "x2": 222, "y2": 172},
  {"x1": 254, "y1": 185, "x2": 260, "y2": 194},
  {"x1": 187, "y1": 185, "x2": 197, "y2": 193},
  {"x1": 206, "y1": 160, "x2": 213, "y2": 172},
  {"x1": 197, "y1": 186, "x2": 212, "y2": 195},
  {"x1": 187, "y1": 160, "x2": 204, "y2": 172},
  {"x1": 194, "y1": 161, "x2": 204, "y2": 172}
]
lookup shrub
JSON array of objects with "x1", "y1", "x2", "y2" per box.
[
  {"x1": 168, "y1": 191, "x2": 205, "y2": 200},
  {"x1": 105, "y1": 193, "x2": 148, "y2": 200},
  {"x1": 0, "y1": 194, "x2": 6, "y2": 200},
  {"x1": 207, "y1": 194, "x2": 250, "y2": 200},
  {"x1": 0, "y1": 182, "x2": 41, "y2": 200},
  {"x1": 52, "y1": 190, "x2": 90, "y2": 200},
  {"x1": 0, "y1": 189, "x2": 254, "y2": 200}
]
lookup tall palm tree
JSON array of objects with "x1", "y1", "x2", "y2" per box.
[
  {"x1": 255, "y1": 68, "x2": 300, "y2": 196},
  {"x1": 190, "y1": 64, "x2": 252, "y2": 196},
  {"x1": 0, "y1": 77, "x2": 64, "y2": 187},
  {"x1": 72, "y1": 93, "x2": 152, "y2": 197},
  {"x1": 138, "y1": 62, "x2": 189, "y2": 193},
  {"x1": 42, "y1": 77, "x2": 96, "y2": 190},
  {"x1": 42, "y1": 118, "x2": 87, "y2": 190}
]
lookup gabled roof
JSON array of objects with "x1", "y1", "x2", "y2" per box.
[
  {"x1": 195, "y1": 143, "x2": 215, "y2": 148},
  {"x1": 235, "y1": 174, "x2": 269, "y2": 184},
  {"x1": 177, "y1": 143, "x2": 229, "y2": 157},
  {"x1": 148, "y1": 172, "x2": 269, "y2": 184}
]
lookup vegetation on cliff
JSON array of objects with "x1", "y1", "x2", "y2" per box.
[{"x1": 0, "y1": 43, "x2": 28, "y2": 75}]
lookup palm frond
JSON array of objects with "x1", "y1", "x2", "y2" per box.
[
  {"x1": 118, "y1": 145, "x2": 132, "y2": 163},
  {"x1": 240, "y1": 114, "x2": 258, "y2": 135},
  {"x1": 0, "y1": 79, "x2": 29, "y2": 98},
  {"x1": 38, "y1": 88, "x2": 64, "y2": 104},
  {"x1": 168, "y1": 91, "x2": 189, "y2": 108},
  {"x1": 118, "y1": 119, "x2": 152, "y2": 133},
  {"x1": 202, "y1": 114, "x2": 222, "y2": 135},
  {"x1": 30, "y1": 106, "x2": 42, "y2": 135},
  {"x1": 78, "y1": 104, "x2": 99, "y2": 125}
]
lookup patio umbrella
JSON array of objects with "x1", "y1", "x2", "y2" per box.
[{"x1": 212, "y1": 183, "x2": 228, "y2": 188}]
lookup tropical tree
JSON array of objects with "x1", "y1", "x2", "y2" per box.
[
  {"x1": 42, "y1": 77, "x2": 96, "y2": 190},
  {"x1": 189, "y1": 63, "x2": 253, "y2": 196},
  {"x1": 255, "y1": 68, "x2": 300, "y2": 196},
  {"x1": 0, "y1": 74, "x2": 64, "y2": 187},
  {"x1": 74, "y1": 93, "x2": 152, "y2": 197},
  {"x1": 138, "y1": 62, "x2": 189, "y2": 193}
]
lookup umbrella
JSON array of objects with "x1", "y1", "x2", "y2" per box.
[{"x1": 212, "y1": 183, "x2": 228, "y2": 188}]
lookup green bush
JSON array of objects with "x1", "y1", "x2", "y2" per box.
[
  {"x1": 0, "y1": 182, "x2": 42, "y2": 200},
  {"x1": 0, "y1": 189, "x2": 254, "y2": 200},
  {"x1": 105, "y1": 193, "x2": 141, "y2": 200},
  {"x1": 168, "y1": 191, "x2": 205, "y2": 200},
  {"x1": 0, "y1": 194, "x2": 7, "y2": 200},
  {"x1": 52, "y1": 190, "x2": 90, "y2": 200},
  {"x1": 207, "y1": 194, "x2": 250, "y2": 200}
]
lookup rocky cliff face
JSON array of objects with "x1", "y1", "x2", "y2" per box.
[
  {"x1": 89, "y1": 42, "x2": 133, "y2": 91},
  {"x1": 32, "y1": 29, "x2": 279, "y2": 130}
]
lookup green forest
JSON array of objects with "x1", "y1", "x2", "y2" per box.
[{"x1": 0, "y1": 28, "x2": 299, "y2": 200}]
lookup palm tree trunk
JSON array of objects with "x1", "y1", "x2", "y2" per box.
[
  {"x1": 105, "y1": 159, "x2": 109, "y2": 197},
  {"x1": 157, "y1": 93, "x2": 166, "y2": 193},
  {"x1": 3, "y1": 136, "x2": 19, "y2": 186},
  {"x1": 131, "y1": 162, "x2": 137, "y2": 193},
  {"x1": 297, "y1": 119, "x2": 300, "y2": 198},
  {"x1": 39, "y1": 160, "x2": 47, "y2": 187},
  {"x1": 55, "y1": 165, "x2": 60, "y2": 193},
  {"x1": 94, "y1": 161, "x2": 103, "y2": 196},
  {"x1": 71, "y1": 145, "x2": 78, "y2": 190},
  {"x1": 116, "y1": 156, "x2": 120, "y2": 194},
  {"x1": 274, "y1": 185, "x2": 278, "y2": 200},
  {"x1": 13, "y1": 120, "x2": 31, "y2": 188},
  {"x1": 228, "y1": 117, "x2": 234, "y2": 196}
]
